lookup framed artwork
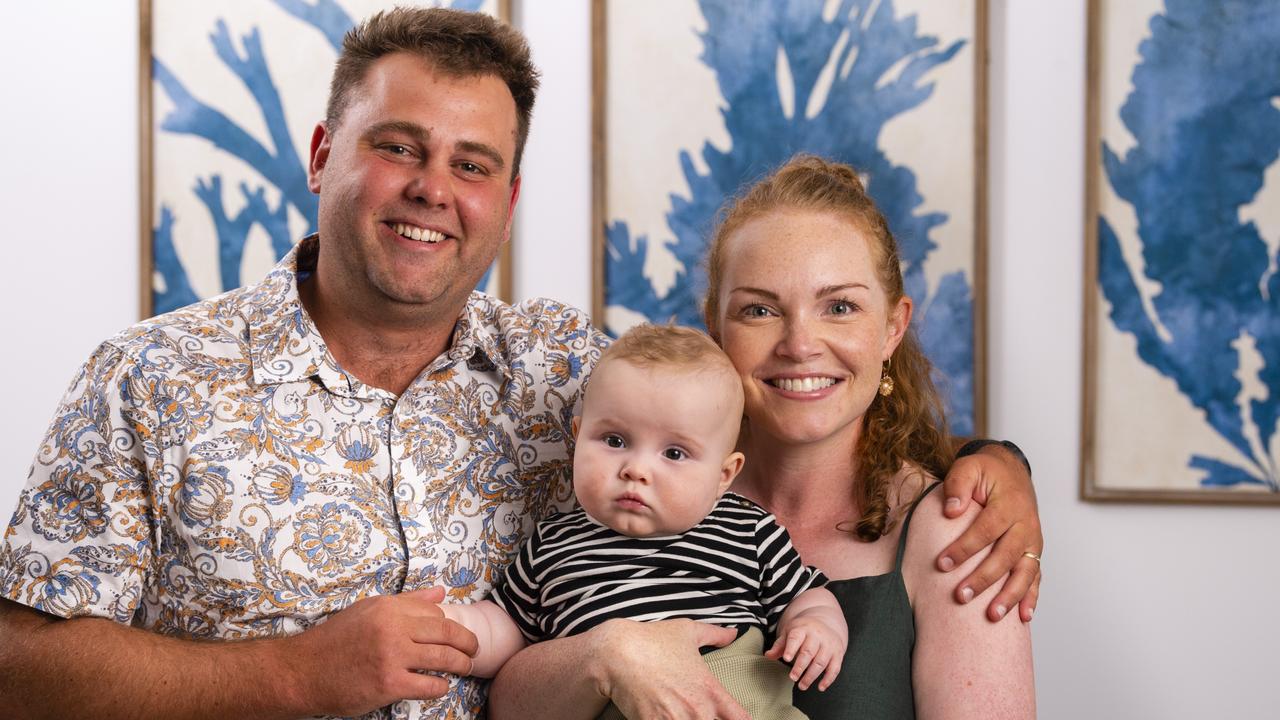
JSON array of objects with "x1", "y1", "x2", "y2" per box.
[
  {"x1": 592, "y1": 0, "x2": 988, "y2": 436},
  {"x1": 140, "y1": 0, "x2": 511, "y2": 319},
  {"x1": 1082, "y1": 0, "x2": 1280, "y2": 502}
]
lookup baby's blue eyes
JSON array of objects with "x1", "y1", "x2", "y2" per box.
[
  {"x1": 663, "y1": 448, "x2": 686, "y2": 461},
  {"x1": 603, "y1": 434, "x2": 625, "y2": 448}
]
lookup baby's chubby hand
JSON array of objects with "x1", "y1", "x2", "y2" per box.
[{"x1": 764, "y1": 608, "x2": 847, "y2": 692}]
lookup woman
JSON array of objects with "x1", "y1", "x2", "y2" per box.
[
  {"x1": 490, "y1": 156, "x2": 1036, "y2": 719},
  {"x1": 703, "y1": 155, "x2": 1033, "y2": 717}
]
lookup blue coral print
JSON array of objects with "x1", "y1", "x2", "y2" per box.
[
  {"x1": 1099, "y1": 0, "x2": 1280, "y2": 491},
  {"x1": 604, "y1": 0, "x2": 978, "y2": 434},
  {"x1": 151, "y1": 0, "x2": 491, "y2": 316}
]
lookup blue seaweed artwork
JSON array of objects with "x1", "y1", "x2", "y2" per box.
[
  {"x1": 604, "y1": 0, "x2": 978, "y2": 434},
  {"x1": 1099, "y1": 0, "x2": 1280, "y2": 490},
  {"x1": 151, "y1": 0, "x2": 489, "y2": 316}
]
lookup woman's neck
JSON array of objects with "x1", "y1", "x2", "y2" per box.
[{"x1": 733, "y1": 428, "x2": 860, "y2": 518}]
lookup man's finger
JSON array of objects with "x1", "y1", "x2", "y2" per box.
[
  {"x1": 936, "y1": 503, "x2": 1011, "y2": 572},
  {"x1": 940, "y1": 455, "x2": 984, "y2": 517},
  {"x1": 953, "y1": 524, "x2": 1030, "y2": 602},
  {"x1": 402, "y1": 671, "x2": 452, "y2": 701},
  {"x1": 1019, "y1": 566, "x2": 1042, "y2": 622},
  {"x1": 709, "y1": 685, "x2": 751, "y2": 720},
  {"x1": 402, "y1": 586, "x2": 448, "y2": 605},
  {"x1": 985, "y1": 552, "x2": 1040, "y2": 621},
  {"x1": 690, "y1": 621, "x2": 737, "y2": 650},
  {"x1": 409, "y1": 618, "x2": 480, "y2": 657},
  {"x1": 410, "y1": 641, "x2": 477, "y2": 676}
]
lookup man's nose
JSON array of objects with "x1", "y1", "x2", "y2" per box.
[{"x1": 406, "y1": 161, "x2": 452, "y2": 207}]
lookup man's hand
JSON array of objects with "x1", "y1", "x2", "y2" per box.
[
  {"x1": 592, "y1": 618, "x2": 751, "y2": 720},
  {"x1": 937, "y1": 443, "x2": 1043, "y2": 623},
  {"x1": 289, "y1": 586, "x2": 479, "y2": 716}
]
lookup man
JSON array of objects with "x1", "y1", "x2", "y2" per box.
[{"x1": 0, "y1": 8, "x2": 1041, "y2": 720}]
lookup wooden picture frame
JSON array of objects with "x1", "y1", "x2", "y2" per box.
[
  {"x1": 1081, "y1": 0, "x2": 1280, "y2": 503},
  {"x1": 592, "y1": 0, "x2": 988, "y2": 436},
  {"x1": 139, "y1": 0, "x2": 513, "y2": 320}
]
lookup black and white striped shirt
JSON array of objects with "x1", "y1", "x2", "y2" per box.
[{"x1": 489, "y1": 492, "x2": 827, "y2": 642}]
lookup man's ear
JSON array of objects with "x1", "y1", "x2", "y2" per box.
[
  {"x1": 718, "y1": 452, "x2": 745, "y2": 495},
  {"x1": 308, "y1": 122, "x2": 331, "y2": 194},
  {"x1": 502, "y1": 174, "x2": 521, "y2": 243},
  {"x1": 571, "y1": 416, "x2": 581, "y2": 439}
]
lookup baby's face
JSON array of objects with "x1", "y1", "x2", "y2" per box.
[{"x1": 572, "y1": 359, "x2": 744, "y2": 537}]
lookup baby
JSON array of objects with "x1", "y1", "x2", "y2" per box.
[{"x1": 443, "y1": 324, "x2": 847, "y2": 716}]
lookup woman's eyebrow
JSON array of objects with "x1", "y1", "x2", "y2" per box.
[{"x1": 816, "y1": 283, "x2": 869, "y2": 296}]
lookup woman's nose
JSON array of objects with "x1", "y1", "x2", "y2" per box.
[{"x1": 776, "y1": 317, "x2": 822, "y2": 361}]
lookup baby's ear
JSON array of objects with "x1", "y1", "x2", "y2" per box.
[
  {"x1": 719, "y1": 451, "x2": 745, "y2": 494},
  {"x1": 571, "y1": 416, "x2": 581, "y2": 438}
]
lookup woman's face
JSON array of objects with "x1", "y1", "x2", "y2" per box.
[{"x1": 715, "y1": 208, "x2": 910, "y2": 450}]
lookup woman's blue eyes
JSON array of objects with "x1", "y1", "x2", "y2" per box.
[{"x1": 830, "y1": 300, "x2": 853, "y2": 314}]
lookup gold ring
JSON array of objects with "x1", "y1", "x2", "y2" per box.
[{"x1": 1023, "y1": 552, "x2": 1041, "y2": 563}]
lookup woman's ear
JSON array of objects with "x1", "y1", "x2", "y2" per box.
[{"x1": 885, "y1": 295, "x2": 913, "y2": 359}]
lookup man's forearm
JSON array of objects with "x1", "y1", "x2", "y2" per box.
[{"x1": 0, "y1": 599, "x2": 311, "y2": 720}]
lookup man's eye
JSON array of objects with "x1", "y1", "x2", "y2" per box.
[
  {"x1": 384, "y1": 144, "x2": 410, "y2": 155},
  {"x1": 603, "y1": 434, "x2": 625, "y2": 448},
  {"x1": 458, "y1": 161, "x2": 486, "y2": 174},
  {"x1": 663, "y1": 448, "x2": 686, "y2": 461}
]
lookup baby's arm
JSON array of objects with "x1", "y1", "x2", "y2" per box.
[
  {"x1": 441, "y1": 600, "x2": 528, "y2": 678},
  {"x1": 764, "y1": 587, "x2": 848, "y2": 692}
]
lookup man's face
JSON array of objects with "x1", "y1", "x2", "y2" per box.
[{"x1": 307, "y1": 52, "x2": 520, "y2": 316}]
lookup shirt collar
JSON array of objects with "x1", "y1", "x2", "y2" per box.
[{"x1": 245, "y1": 236, "x2": 510, "y2": 389}]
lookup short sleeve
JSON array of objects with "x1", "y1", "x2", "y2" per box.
[
  {"x1": 488, "y1": 521, "x2": 548, "y2": 643},
  {"x1": 756, "y1": 515, "x2": 827, "y2": 634},
  {"x1": 0, "y1": 343, "x2": 158, "y2": 622}
]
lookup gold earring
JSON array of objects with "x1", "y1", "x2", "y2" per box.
[{"x1": 878, "y1": 357, "x2": 894, "y2": 397}]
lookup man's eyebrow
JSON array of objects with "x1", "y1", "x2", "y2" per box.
[
  {"x1": 363, "y1": 120, "x2": 429, "y2": 144},
  {"x1": 458, "y1": 140, "x2": 506, "y2": 172}
]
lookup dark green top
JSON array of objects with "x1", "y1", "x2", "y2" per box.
[{"x1": 792, "y1": 482, "x2": 941, "y2": 720}]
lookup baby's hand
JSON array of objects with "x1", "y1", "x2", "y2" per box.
[{"x1": 764, "y1": 615, "x2": 846, "y2": 692}]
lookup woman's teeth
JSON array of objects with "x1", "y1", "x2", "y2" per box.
[
  {"x1": 773, "y1": 377, "x2": 837, "y2": 392},
  {"x1": 393, "y1": 223, "x2": 445, "y2": 243}
]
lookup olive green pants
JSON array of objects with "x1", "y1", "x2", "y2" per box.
[{"x1": 596, "y1": 627, "x2": 808, "y2": 720}]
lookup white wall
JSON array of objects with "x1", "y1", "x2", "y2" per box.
[{"x1": 2, "y1": 2, "x2": 1277, "y2": 718}]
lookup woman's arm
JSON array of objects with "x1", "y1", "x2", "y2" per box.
[
  {"x1": 905, "y1": 491, "x2": 1036, "y2": 719},
  {"x1": 487, "y1": 618, "x2": 749, "y2": 720}
]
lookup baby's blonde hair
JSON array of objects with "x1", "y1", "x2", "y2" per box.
[{"x1": 595, "y1": 324, "x2": 744, "y2": 440}]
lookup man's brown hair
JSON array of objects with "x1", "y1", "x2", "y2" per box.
[{"x1": 326, "y1": 7, "x2": 540, "y2": 178}]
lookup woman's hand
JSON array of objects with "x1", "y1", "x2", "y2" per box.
[
  {"x1": 936, "y1": 442, "x2": 1043, "y2": 622},
  {"x1": 594, "y1": 619, "x2": 750, "y2": 720}
]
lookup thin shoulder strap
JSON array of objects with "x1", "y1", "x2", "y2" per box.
[{"x1": 895, "y1": 481, "x2": 944, "y2": 571}]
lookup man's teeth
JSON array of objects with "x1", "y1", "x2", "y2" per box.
[
  {"x1": 774, "y1": 377, "x2": 837, "y2": 392},
  {"x1": 392, "y1": 223, "x2": 445, "y2": 243}
]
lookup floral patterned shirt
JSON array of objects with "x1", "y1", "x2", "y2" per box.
[{"x1": 0, "y1": 237, "x2": 605, "y2": 719}]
